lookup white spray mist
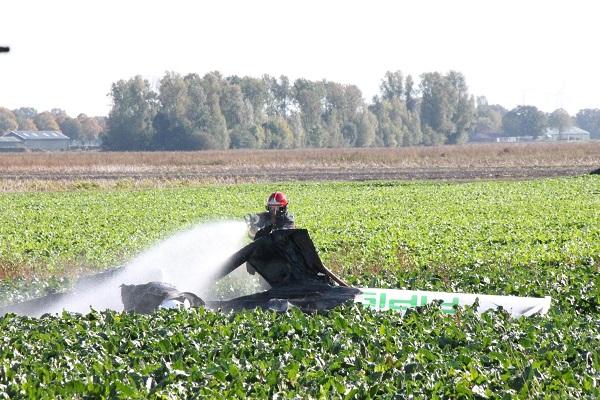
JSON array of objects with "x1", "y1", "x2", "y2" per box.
[{"x1": 38, "y1": 220, "x2": 255, "y2": 315}]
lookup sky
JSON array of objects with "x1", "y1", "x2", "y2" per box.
[{"x1": 1, "y1": 0, "x2": 599, "y2": 117}]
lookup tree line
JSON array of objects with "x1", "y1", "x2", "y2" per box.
[
  {"x1": 2, "y1": 71, "x2": 599, "y2": 150},
  {"x1": 475, "y1": 101, "x2": 600, "y2": 139},
  {"x1": 101, "y1": 70, "x2": 481, "y2": 150},
  {"x1": 0, "y1": 108, "x2": 104, "y2": 144}
]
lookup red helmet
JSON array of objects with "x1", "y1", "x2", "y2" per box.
[{"x1": 266, "y1": 191, "x2": 288, "y2": 208}]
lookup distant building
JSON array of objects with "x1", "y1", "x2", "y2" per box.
[
  {"x1": 70, "y1": 137, "x2": 102, "y2": 150},
  {"x1": 496, "y1": 136, "x2": 535, "y2": 143},
  {"x1": 492, "y1": 126, "x2": 591, "y2": 144},
  {"x1": 3, "y1": 131, "x2": 70, "y2": 151},
  {"x1": 469, "y1": 132, "x2": 503, "y2": 143},
  {"x1": 543, "y1": 127, "x2": 590, "y2": 141},
  {"x1": 0, "y1": 136, "x2": 25, "y2": 152}
]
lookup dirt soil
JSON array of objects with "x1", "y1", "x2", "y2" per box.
[
  {"x1": 0, "y1": 165, "x2": 595, "y2": 182},
  {"x1": 0, "y1": 142, "x2": 598, "y2": 184}
]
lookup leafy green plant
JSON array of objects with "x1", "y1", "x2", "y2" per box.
[{"x1": 0, "y1": 176, "x2": 598, "y2": 397}]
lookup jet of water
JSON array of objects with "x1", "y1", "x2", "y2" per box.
[{"x1": 38, "y1": 220, "x2": 250, "y2": 315}]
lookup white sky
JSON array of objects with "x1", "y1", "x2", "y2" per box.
[{"x1": 1, "y1": 0, "x2": 599, "y2": 117}]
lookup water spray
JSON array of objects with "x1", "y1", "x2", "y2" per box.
[{"x1": 37, "y1": 220, "x2": 251, "y2": 315}]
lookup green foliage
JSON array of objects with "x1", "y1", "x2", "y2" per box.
[
  {"x1": 101, "y1": 69, "x2": 479, "y2": 150},
  {"x1": 369, "y1": 97, "x2": 407, "y2": 147},
  {"x1": 0, "y1": 107, "x2": 18, "y2": 134},
  {"x1": 58, "y1": 117, "x2": 82, "y2": 141},
  {"x1": 355, "y1": 110, "x2": 377, "y2": 147},
  {"x1": 419, "y1": 71, "x2": 475, "y2": 144},
  {"x1": 548, "y1": 108, "x2": 572, "y2": 133},
  {"x1": 3, "y1": 71, "x2": 598, "y2": 149},
  {"x1": 10, "y1": 108, "x2": 38, "y2": 131},
  {"x1": 0, "y1": 177, "x2": 598, "y2": 397},
  {"x1": 405, "y1": 74, "x2": 417, "y2": 112},
  {"x1": 32, "y1": 111, "x2": 59, "y2": 131},
  {"x1": 263, "y1": 117, "x2": 293, "y2": 149},
  {"x1": 502, "y1": 105, "x2": 548, "y2": 138},
  {"x1": 0, "y1": 178, "x2": 598, "y2": 310},
  {"x1": 103, "y1": 76, "x2": 159, "y2": 151},
  {"x1": 472, "y1": 97, "x2": 505, "y2": 136},
  {"x1": 0, "y1": 304, "x2": 597, "y2": 398},
  {"x1": 380, "y1": 71, "x2": 404, "y2": 101},
  {"x1": 575, "y1": 108, "x2": 600, "y2": 138},
  {"x1": 152, "y1": 72, "x2": 200, "y2": 150}
]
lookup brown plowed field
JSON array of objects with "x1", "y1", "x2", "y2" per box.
[{"x1": 0, "y1": 142, "x2": 598, "y2": 189}]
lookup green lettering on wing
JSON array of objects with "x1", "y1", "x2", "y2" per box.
[
  {"x1": 357, "y1": 292, "x2": 461, "y2": 314},
  {"x1": 441, "y1": 297, "x2": 459, "y2": 314},
  {"x1": 389, "y1": 294, "x2": 418, "y2": 311},
  {"x1": 379, "y1": 292, "x2": 387, "y2": 309},
  {"x1": 360, "y1": 292, "x2": 378, "y2": 308}
]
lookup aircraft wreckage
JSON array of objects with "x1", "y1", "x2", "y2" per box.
[{"x1": 0, "y1": 229, "x2": 551, "y2": 318}]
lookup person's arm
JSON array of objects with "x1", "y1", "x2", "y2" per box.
[
  {"x1": 253, "y1": 223, "x2": 273, "y2": 240},
  {"x1": 281, "y1": 213, "x2": 295, "y2": 229},
  {"x1": 245, "y1": 212, "x2": 267, "y2": 239},
  {"x1": 247, "y1": 222, "x2": 260, "y2": 239}
]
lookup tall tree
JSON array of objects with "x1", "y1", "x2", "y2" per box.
[
  {"x1": 419, "y1": 71, "x2": 474, "y2": 144},
  {"x1": 369, "y1": 96, "x2": 409, "y2": 147},
  {"x1": 220, "y1": 83, "x2": 253, "y2": 131},
  {"x1": 419, "y1": 72, "x2": 453, "y2": 144},
  {"x1": 355, "y1": 110, "x2": 377, "y2": 147},
  {"x1": 239, "y1": 76, "x2": 268, "y2": 123},
  {"x1": 405, "y1": 74, "x2": 417, "y2": 112},
  {"x1": 222, "y1": 82, "x2": 259, "y2": 149},
  {"x1": 472, "y1": 97, "x2": 503, "y2": 135},
  {"x1": 184, "y1": 73, "x2": 209, "y2": 134},
  {"x1": 153, "y1": 71, "x2": 197, "y2": 150},
  {"x1": 103, "y1": 76, "x2": 158, "y2": 150},
  {"x1": 78, "y1": 114, "x2": 103, "y2": 143},
  {"x1": 0, "y1": 107, "x2": 18, "y2": 133},
  {"x1": 230, "y1": 124, "x2": 265, "y2": 149},
  {"x1": 548, "y1": 108, "x2": 572, "y2": 133},
  {"x1": 405, "y1": 110, "x2": 423, "y2": 146},
  {"x1": 34, "y1": 111, "x2": 60, "y2": 131},
  {"x1": 19, "y1": 118, "x2": 37, "y2": 130},
  {"x1": 322, "y1": 81, "x2": 346, "y2": 147},
  {"x1": 341, "y1": 121, "x2": 358, "y2": 146},
  {"x1": 502, "y1": 105, "x2": 547, "y2": 138},
  {"x1": 488, "y1": 104, "x2": 507, "y2": 117},
  {"x1": 51, "y1": 109, "x2": 68, "y2": 126},
  {"x1": 446, "y1": 71, "x2": 475, "y2": 144},
  {"x1": 575, "y1": 108, "x2": 600, "y2": 138},
  {"x1": 321, "y1": 82, "x2": 365, "y2": 147},
  {"x1": 293, "y1": 79, "x2": 326, "y2": 147},
  {"x1": 59, "y1": 117, "x2": 82, "y2": 140},
  {"x1": 380, "y1": 71, "x2": 404, "y2": 101},
  {"x1": 345, "y1": 85, "x2": 364, "y2": 118},
  {"x1": 288, "y1": 112, "x2": 305, "y2": 148},
  {"x1": 268, "y1": 75, "x2": 292, "y2": 117},
  {"x1": 263, "y1": 116, "x2": 293, "y2": 149},
  {"x1": 12, "y1": 107, "x2": 37, "y2": 130},
  {"x1": 200, "y1": 72, "x2": 229, "y2": 149}
]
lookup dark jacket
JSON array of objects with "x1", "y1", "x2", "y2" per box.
[{"x1": 253, "y1": 210, "x2": 295, "y2": 240}]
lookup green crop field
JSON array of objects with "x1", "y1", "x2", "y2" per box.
[{"x1": 0, "y1": 177, "x2": 599, "y2": 398}]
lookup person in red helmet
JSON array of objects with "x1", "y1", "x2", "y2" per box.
[{"x1": 245, "y1": 191, "x2": 295, "y2": 240}]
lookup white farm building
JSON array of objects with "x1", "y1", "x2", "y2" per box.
[
  {"x1": 2, "y1": 131, "x2": 70, "y2": 151},
  {"x1": 543, "y1": 127, "x2": 591, "y2": 141}
]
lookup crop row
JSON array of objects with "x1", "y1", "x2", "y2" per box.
[
  {"x1": 1, "y1": 303, "x2": 598, "y2": 399},
  {"x1": 0, "y1": 176, "x2": 598, "y2": 398},
  {"x1": 0, "y1": 177, "x2": 598, "y2": 313}
]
